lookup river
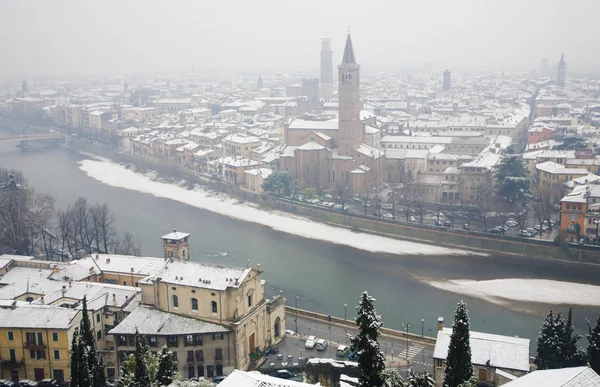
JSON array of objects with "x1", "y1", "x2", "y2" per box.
[{"x1": 1, "y1": 140, "x2": 600, "y2": 354}]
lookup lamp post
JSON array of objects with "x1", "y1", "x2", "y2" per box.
[
  {"x1": 594, "y1": 219, "x2": 599, "y2": 244},
  {"x1": 344, "y1": 304, "x2": 348, "y2": 344},
  {"x1": 421, "y1": 319, "x2": 424, "y2": 338},
  {"x1": 295, "y1": 296, "x2": 298, "y2": 334},
  {"x1": 402, "y1": 321, "x2": 411, "y2": 360},
  {"x1": 344, "y1": 304, "x2": 347, "y2": 321}
]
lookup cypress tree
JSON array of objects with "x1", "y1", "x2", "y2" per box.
[
  {"x1": 69, "y1": 328, "x2": 81, "y2": 387},
  {"x1": 350, "y1": 291, "x2": 386, "y2": 387},
  {"x1": 131, "y1": 330, "x2": 151, "y2": 387},
  {"x1": 535, "y1": 310, "x2": 565, "y2": 370},
  {"x1": 79, "y1": 295, "x2": 106, "y2": 387},
  {"x1": 587, "y1": 313, "x2": 600, "y2": 375},
  {"x1": 408, "y1": 368, "x2": 434, "y2": 387},
  {"x1": 156, "y1": 345, "x2": 177, "y2": 386},
  {"x1": 563, "y1": 308, "x2": 586, "y2": 367},
  {"x1": 443, "y1": 300, "x2": 473, "y2": 387}
]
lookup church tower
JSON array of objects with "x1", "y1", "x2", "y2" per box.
[
  {"x1": 338, "y1": 33, "x2": 362, "y2": 155},
  {"x1": 161, "y1": 230, "x2": 190, "y2": 261},
  {"x1": 257, "y1": 75, "x2": 264, "y2": 90},
  {"x1": 557, "y1": 53, "x2": 566, "y2": 88},
  {"x1": 320, "y1": 36, "x2": 333, "y2": 99}
]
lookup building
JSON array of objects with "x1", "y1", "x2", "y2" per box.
[
  {"x1": 443, "y1": 70, "x2": 451, "y2": 91},
  {"x1": 0, "y1": 303, "x2": 81, "y2": 383},
  {"x1": 503, "y1": 366, "x2": 600, "y2": 386},
  {"x1": 223, "y1": 133, "x2": 261, "y2": 159},
  {"x1": 534, "y1": 161, "x2": 588, "y2": 200},
  {"x1": 557, "y1": 53, "x2": 566, "y2": 88},
  {"x1": 244, "y1": 168, "x2": 273, "y2": 193},
  {"x1": 161, "y1": 230, "x2": 190, "y2": 260},
  {"x1": 257, "y1": 75, "x2": 264, "y2": 91},
  {"x1": 559, "y1": 184, "x2": 600, "y2": 242},
  {"x1": 221, "y1": 369, "x2": 318, "y2": 386},
  {"x1": 433, "y1": 326, "x2": 530, "y2": 386},
  {"x1": 320, "y1": 36, "x2": 333, "y2": 99}
]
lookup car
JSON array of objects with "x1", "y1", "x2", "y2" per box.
[
  {"x1": 348, "y1": 350, "x2": 358, "y2": 360},
  {"x1": 462, "y1": 224, "x2": 471, "y2": 230},
  {"x1": 18, "y1": 381, "x2": 37, "y2": 387},
  {"x1": 315, "y1": 339, "x2": 328, "y2": 351},
  {"x1": 409, "y1": 216, "x2": 416, "y2": 222},
  {"x1": 305, "y1": 335, "x2": 317, "y2": 349},
  {"x1": 275, "y1": 370, "x2": 297, "y2": 380},
  {"x1": 434, "y1": 219, "x2": 443, "y2": 226},
  {"x1": 336, "y1": 345, "x2": 350, "y2": 357},
  {"x1": 212, "y1": 376, "x2": 227, "y2": 384},
  {"x1": 443, "y1": 221, "x2": 452, "y2": 227},
  {"x1": 534, "y1": 224, "x2": 542, "y2": 231},
  {"x1": 382, "y1": 213, "x2": 394, "y2": 219},
  {"x1": 489, "y1": 228, "x2": 502, "y2": 234},
  {"x1": 38, "y1": 381, "x2": 58, "y2": 387},
  {"x1": 0, "y1": 380, "x2": 15, "y2": 387},
  {"x1": 526, "y1": 227, "x2": 537, "y2": 235}
]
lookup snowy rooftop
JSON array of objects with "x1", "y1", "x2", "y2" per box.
[
  {"x1": 0, "y1": 266, "x2": 54, "y2": 285},
  {"x1": 0, "y1": 304, "x2": 80, "y2": 329},
  {"x1": 536, "y1": 161, "x2": 587, "y2": 175},
  {"x1": 108, "y1": 305, "x2": 230, "y2": 336},
  {"x1": 288, "y1": 118, "x2": 338, "y2": 131},
  {"x1": 161, "y1": 231, "x2": 190, "y2": 240},
  {"x1": 219, "y1": 369, "x2": 319, "y2": 386},
  {"x1": 141, "y1": 260, "x2": 250, "y2": 291},
  {"x1": 461, "y1": 151, "x2": 501, "y2": 169},
  {"x1": 75, "y1": 255, "x2": 166, "y2": 277},
  {"x1": 298, "y1": 142, "x2": 326, "y2": 151},
  {"x1": 224, "y1": 133, "x2": 260, "y2": 144},
  {"x1": 433, "y1": 328, "x2": 530, "y2": 372},
  {"x1": 503, "y1": 366, "x2": 600, "y2": 386}
]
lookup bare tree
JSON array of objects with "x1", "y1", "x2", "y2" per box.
[
  {"x1": 90, "y1": 203, "x2": 115, "y2": 253},
  {"x1": 114, "y1": 231, "x2": 141, "y2": 256},
  {"x1": 335, "y1": 183, "x2": 353, "y2": 209},
  {"x1": 475, "y1": 183, "x2": 495, "y2": 233},
  {"x1": 533, "y1": 186, "x2": 555, "y2": 239}
]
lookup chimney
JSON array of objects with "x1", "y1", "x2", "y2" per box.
[
  {"x1": 437, "y1": 317, "x2": 444, "y2": 331},
  {"x1": 112, "y1": 294, "x2": 117, "y2": 305},
  {"x1": 61, "y1": 285, "x2": 67, "y2": 297},
  {"x1": 246, "y1": 260, "x2": 250, "y2": 268},
  {"x1": 131, "y1": 267, "x2": 134, "y2": 273},
  {"x1": 106, "y1": 257, "x2": 111, "y2": 264},
  {"x1": 256, "y1": 263, "x2": 261, "y2": 271},
  {"x1": 53, "y1": 264, "x2": 60, "y2": 274},
  {"x1": 89, "y1": 266, "x2": 95, "y2": 275},
  {"x1": 69, "y1": 279, "x2": 72, "y2": 288},
  {"x1": 95, "y1": 254, "x2": 99, "y2": 260}
]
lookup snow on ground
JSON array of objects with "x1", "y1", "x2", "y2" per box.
[
  {"x1": 78, "y1": 158, "x2": 475, "y2": 256},
  {"x1": 427, "y1": 278, "x2": 600, "y2": 306}
]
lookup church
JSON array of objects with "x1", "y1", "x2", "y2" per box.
[{"x1": 277, "y1": 33, "x2": 384, "y2": 193}]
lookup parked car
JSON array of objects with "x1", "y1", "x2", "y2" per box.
[
  {"x1": 409, "y1": 216, "x2": 416, "y2": 222},
  {"x1": 275, "y1": 370, "x2": 297, "y2": 379},
  {"x1": 315, "y1": 339, "x2": 328, "y2": 351},
  {"x1": 212, "y1": 376, "x2": 227, "y2": 384},
  {"x1": 305, "y1": 335, "x2": 317, "y2": 349},
  {"x1": 336, "y1": 345, "x2": 350, "y2": 357},
  {"x1": 489, "y1": 228, "x2": 502, "y2": 234},
  {"x1": 382, "y1": 213, "x2": 394, "y2": 219},
  {"x1": 0, "y1": 380, "x2": 15, "y2": 387},
  {"x1": 462, "y1": 224, "x2": 471, "y2": 230},
  {"x1": 526, "y1": 227, "x2": 538, "y2": 236},
  {"x1": 434, "y1": 219, "x2": 443, "y2": 226},
  {"x1": 443, "y1": 221, "x2": 452, "y2": 227},
  {"x1": 37, "y1": 381, "x2": 58, "y2": 387},
  {"x1": 18, "y1": 381, "x2": 37, "y2": 387}
]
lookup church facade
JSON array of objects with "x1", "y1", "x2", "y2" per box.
[{"x1": 277, "y1": 33, "x2": 383, "y2": 193}]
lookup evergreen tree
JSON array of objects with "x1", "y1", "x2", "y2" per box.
[
  {"x1": 70, "y1": 328, "x2": 81, "y2": 387},
  {"x1": 494, "y1": 154, "x2": 529, "y2": 203},
  {"x1": 535, "y1": 310, "x2": 565, "y2": 370},
  {"x1": 382, "y1": 369, "x2": 405, "y2": 387},
  {"x1": 563, "y1": 308, "x2": 587, "y2": 367},
  {"x1": 118, "y1": 354, "x2": 137, "y2": 387},
  {"x1": 587, "y1": 313, "x2": 600, "y2": 375},
  {"x1": 443, "y1": 300, "x2": 473, "y2": 387},
  {"x1": 156, "y1": 346, "x2": 177, "y2": 386},
  {"x1": 350, "y1": 291, "x2": 386, "y2": 387},
  {"x1": 77, "y1": 295, "x2": 106, "y2": 387},
  {"x1": 408, "y1": 368, "x2": 434, "y2": 387},
  {"x1": 131, "y1": 331, "x2": 151, "y2": 387},
  {"x1": 78, "y1": 333, "x2": 91, "y2": 386}
]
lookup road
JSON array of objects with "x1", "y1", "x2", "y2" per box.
[{"x1": 273, "y1": 315, "x2": 435, "y2": 377}]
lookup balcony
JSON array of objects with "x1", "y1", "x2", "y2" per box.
[
  {"x1": 0, "y1": 358, "x2": 25, "y2": 366},
  {"x1": 24, "y1": 341, "x2": 46, "y2": 349}
]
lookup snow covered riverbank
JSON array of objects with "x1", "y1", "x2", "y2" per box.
[
  {"x1": 78, "y1": 158, "x2": 475, "y2": 256},
  {"x1": 427, "y1": 278, "x2": 600, "y2": 306}
]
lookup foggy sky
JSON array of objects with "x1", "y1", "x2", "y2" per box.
[{"x1": 0, "y1": 0, "x2": 598, "y2": 78}]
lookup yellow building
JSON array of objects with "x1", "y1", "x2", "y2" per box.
[
  {"x1": 534, "y1": 161, "x2": 588, "y2": 200},
  {"x1": 0, "y1": 303, "x2": 81, "y2": 384},
  {"x1": 222, "y1": 133, "x2": 261, "y2": 159}
]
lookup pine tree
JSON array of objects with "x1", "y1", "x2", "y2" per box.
[
  {"x1": 443, "y1": 300, "x2": 473, "y2": 387},
  {"x1": 156, "y1": 346, "x2": 177, "y2": 386},
  {"x1": 563, "y1": 308, "x2": 587, "y2": 367},
  {"x1": 382, "y1": 369, "x2": 405, "y2": 387},
  {"x1": 76, "y1": 295, "x2": 106, "y2": 387},
  {"x1": 118, "y1": 354, "x2": 137, "y2": 387},
  {"x1": 131, "y1": 331, "x2": 151, "y2": 387},
  {"x1": 535, "y1": 310, "x2": 565, "y2": 370},
  {"x1": 587, "y1": 313, "x2": 600, "y2": 375},
  {"x1": 70, "y1": 328, "x2": 81, "y2": 387},
  {"x1": 350, "y1": 291, "x2": 386, "y2": 387},
  {"x1": 408, "y1": 368, "x2": 434, "y2": 387}
]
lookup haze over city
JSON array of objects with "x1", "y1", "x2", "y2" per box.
[{"x1": 1, "y1": 0, "x2": 599, "y2": 78}]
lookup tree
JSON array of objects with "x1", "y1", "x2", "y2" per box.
[
  {"x1": 350, "y1": 291, "x2": 386, "y2": 387},
  {"x1": 408, "y1": 368, "x2": 434, "y2": 387},
  {"x1": 382, "y1": 369, "x2": 406, "y2": 387},
  {"x1": 443, "y1": 300, "x2": 473, "y2": 387},
  {"x1": 563, "y1": 308, "x2": 587, "y2": 367},
  {"x1": 587, "y1": 313, "x2": 600, "y2": 375},
  {"x1": 553, "y1": 136, "x2": 588, "y2": 151},
  {"x1": 156, "y1": 346, "x2": 177, "y2": 386},
  {"x1": 335, "y1": 183, "x2": 353, "y2": 209},
  {"x1": 118, "y1": 354, "x2": 137, "y2": 387},
  {"x1": 494, "y1": 154, "x2": 529, "y2": 203},
  {"x1": 475, "y1": 183, "x2": 495, "y2": 232},
  {"x1": 535, "y1": 310, "x2": 566, "y2": 370},
  {"x1": 261, "y1": 171, "x2": 293, "y2": 196},
  {"x1": 70, "y1": 328, "x2": 81, "y2": 387},
  {"x1": 131, "y1": 331, "x2": 151, "y2": 387},
  {"x1": 114, "y1": 231, "x2": 142, "y2": 256},
  {"x1": 533, "y1": 186, "x2": 556, "y2": 238},
  {"x1": 79, "y1": 295, "x2": 105, "y2": 387}
]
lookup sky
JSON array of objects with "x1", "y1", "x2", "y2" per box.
[{"x1": 0, "y1": 0, "x2": 598, "y2": 78}]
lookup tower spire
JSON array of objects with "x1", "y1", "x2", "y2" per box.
[{"x1": 342, "y1": 33, "x2": 356, "y2": 64}]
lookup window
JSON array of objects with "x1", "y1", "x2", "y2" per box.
[
  {"x1": 37, "y1": 332, "x2": 43, "y2": 346},
  {"x1": 207, "y1": 365, "x2": 214, "y2": 378},
  {"x1": 216, "y1": 364, "x2": 223, "y2": 376},
  {"x1": 215, "y1": 348, "x2": 223, "y2": 361},
  {"x1": 37, "y1": 350, "x2": 46, "y2": 359},
  {"x1": 96, "y1": 314, "x2": 100, "y2": 323},
  {"x1": 123, "y1": 281, "x2": 127, "y2": 286},
  {"x1": 195, "y1": 350, "x2": 204, "y2": 362},
  {"x1": 167, "y1": 336, "x2": 178, "y2": 347},
  {"x1": 193, "y1": 335, "x2": 203, "y2": 346},
  {"x1": 211, "y1": 301, "x2": 218, "y2": 314},
  {"x1": 97, "y1": 330, "x2": 102, "y2": 340},
  {"x1": 53, "y1": 369, "x2": 65, "y2": 383},
  {"x1": 213, "y1": 333, "x2": 224, "y2": 341},
  {"x1": 191, "y1": 298, "x2": 198, "y2": 311},
  {"x1": 435, "y1": 359, "x2": 443, "y2": 367},
  {"x1": 185, "y1": 335, "x2": 194, "y2": 346},
  {"x1": 187, "y1": 350, "x2": 195, "y2": 363},
  {"x1": 30, "y1": 349, "x2": 36, "y2": 359},
  {"x1": 52, "y1": 332, "x2": 58, "y2": 342},
  {"x1": 198, "y1": 365, "x2": 204, "y2": 377},
  {"x1": 247, "y1": 295, "x2": 252, "y2": 308},
  {"x1": 8, "y1": 331, "x2": 14, "y2": 341},
  {"x1": 149, "y1": 336, "x2": 158, "y2": 347},
  {"x1": 569, "y1": 214, "x2": 579, "y2": 221},
  {"x1": 54, "y1": 350, "x2": 60, "y2": 360},
  {"x1": 9, "y1": 349, "x2": 16, "y2": 362},
  {"x1": 188, "y1": 366, "x2": 195, "y2": 378},
  {"x1": 26, "y1": 332, "x2": 36, "y2": 345},
  {"x1": 172, "y1": 295, "x2": 179, "y2": 308}
]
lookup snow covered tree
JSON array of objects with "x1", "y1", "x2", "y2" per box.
[
  {"x1": 408, "y1": 368, "x2": 434, "y2": 387},
  {"x1": 495, "y1": 154, "x2": 529, "y2": 203},
  {"x1": 156, "y1": 346, "x2": 177, "y2": 386},
  {"x1": 70, "y1": 328, "x2": 81, "y2": 387},
  {"x1": 443, "y1": 300, "x2": 473, "y2": 387},
  {"x1": 535, "y1": 310, "x2": 566, "y2": 370},
  {"x1": 350, "y1": 291, "x2": 386, "y2": 387},
  {"x1": 118, "y1": 354, "x2": 137, "y2": 387},
  {"x1": 563, "y1": 308, "x2": 586, "y2": 367},
  {"x1": 262, "y1": 171, "x2": 293, "y2": 196},
  {"x1": 587, "y1": 313, "x2": 600, "y2": 374},
  {"x1": 382, "y1": 369, "x2": 405, "y2": 387},
  {"x1": 131, "y1": 331, "x2": 151, "y2": 387}
]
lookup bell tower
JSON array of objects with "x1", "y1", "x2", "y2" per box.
[
  {"x1": 338, "y1": 32, "x2": 362, "y2": 155},
  {"x1": 161, "y1": 230, "x2": 190, "y2": 261}
]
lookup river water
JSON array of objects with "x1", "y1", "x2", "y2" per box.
[{"x1": 1, "y1": 140, "x2": 600, "y2": 354}]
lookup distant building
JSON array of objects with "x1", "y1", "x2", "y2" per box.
[
  {"x1": 443, "y1": 70, "x2": 451, "y2": 91},
  {"x1": 557, "y1": 53, "x2": 566, "y2": 88},
  {"x1": 320, "y1": 36, "x2": 333, "y2": 99},
  {"x1": 503, "y1": 366, "x2": 600, "y2": 386}
]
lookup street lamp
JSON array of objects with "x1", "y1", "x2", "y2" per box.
[
  {"x1": 295, "y1": 296, "x2": 299, "y2": 334},
  {"x1": 594, "y1": 219, "x2": 599, "y2": 244},
  {"x1": 421, "y1": 319, "x2": 425, "y2": 338},
  {"x1": 402, "y1": 321, "x2": 411, "y2": 360},
  {"x1": 344, "y1": 304, "x2": 348, "y2": 344},
  {"x1": 344, "y1": 304, "x2": 347, "y2": 321}
]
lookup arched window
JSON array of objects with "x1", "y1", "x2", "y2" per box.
[
  {"x1": 211, "y1": 301, "x2": 218, "y2": 314},
  {"x1": 172, "y1": 295, "x2": 179, "y2": 308},
  {"x1": 191, "y1": 298, "x2": 198, "y2": 310}
]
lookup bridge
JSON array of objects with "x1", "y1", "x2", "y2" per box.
[{"x1": 0, "y1": 133, "x2": 64, "y2": 149}]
